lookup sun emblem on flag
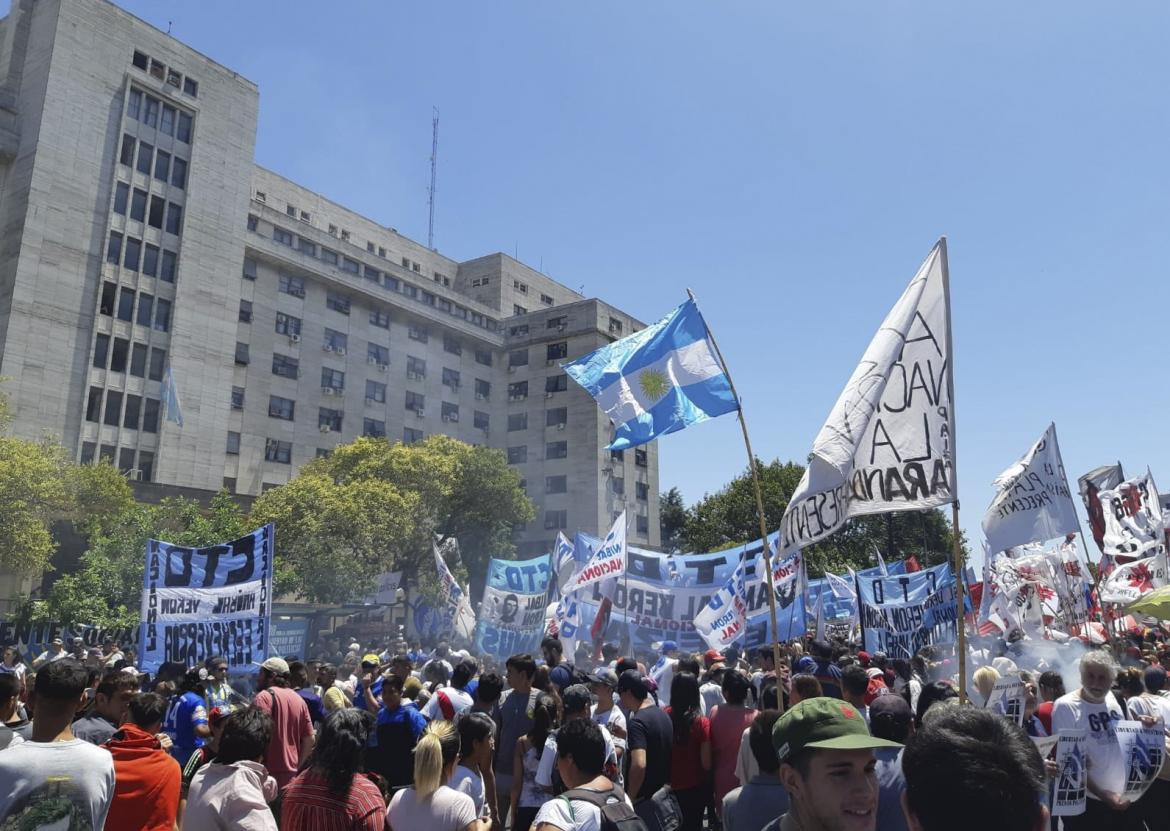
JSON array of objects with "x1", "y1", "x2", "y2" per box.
[{"x1": 639, "y1": 369, "x2": 670, "y2": 401}]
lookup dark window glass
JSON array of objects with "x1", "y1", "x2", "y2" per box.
[
  {"x1": 171, "y1": 157, "x2": 187, "y2": 189},
  {"x1": 183, "y1": 77, "x2": 198, "y2": 97},
  {"x1": 103, "y1": 391, "x2": 123, "y2": 426},
  {"x1": 176, "y1": 112, "x2": 192, "y2": 143},
  {"x1": 93, "y1": 334, "x2": 110, "y2": 369},
  {"x1": 272, "y1": 354, "x2": 299, "y2": 379},
  {"x1": 226, "y1": 432, "x2": 241, "y2": 454},
  {"x1": 142, "y1": 244, "x2": 159, "y2": 277},
  {"x1": 119, "y1": 134, "x2": 136, "y2": 166},
  {"x1": 148, "y1": 195, "x2": 164, "y2": 229},
  {"x1": 154, "y1": 298, "x2": 171, "y2": 332},
  {"x1": 100, "y1": 282, "x2": 117, "y2": 315},
  {"x1": 165, "y1": 203, "x2": 182, "y2": 236},
  {"x1": 235, "y1": 342, "x2": 250, "y2": 366},
  {"x1": 268, "y1": 396, "x2": 295, "y2": 420},
  {"x1": 547, "y1": 342, "x2": 568, "y2": 361},
  {"x1": 109, "y1": 338, "x2": 129, "y2": 373},
  {"x1": 98, "y1": 445, "x2": 116, "y2": 463},
  {"x1": 265, "y1": 439, "x2": 293, "y2": 464},
  {"x1": 127, "y1": 89, "x2": 141, "y2": 120},
  {"x1": 239, "y1": 300, "x2": 253, "y2": 323},
  {"x1": 635, "y1": 448, "x2": 648, "y2": 467},
  {"x1": 154, "y1": 149, "x2": 170, "y2": 181},
  {"x1": 132, "y1": 51, "x2": 149, "y2": 69},
  {"x1": 159, "y1": 105, "x2": 175, "y2": 137},
  {"x1": 142, "y1": 399, "x2": 160, "y2": 433},
  {"x1": 508, "y1": 413, "x2": 527, "y2": 432},
  {"x1": 124, "y1": 395, "x2": 141, "y2": 429},
  {"x1": 118, "y1": 448, "x2": 135, "y2": 473},
  {"x1": 546, "y1": 441, "x2": 568, "y2": 460},
  {"x1": 130, "y1": 344, "x2": 147, "y2": 377},
  {"x1": 545, "y1": 375, "x2": 567, "y2": 393},
  {"x1": 116, "y1": 287, "x2": 135, "y2": 321},
  {"x1": 363, "y1": 418, "x2": 386, "y2": 438},
  {"x1": 106, "y1": 231, "x2": 123, "y2": 264},
  {"x1": 148, "y1": 348, "x2": 166, "y2": 382},
  {"x1": 85, "y1": 387, "x2": 103, "y2": 422},
  {"x1": 138, "y1": 451, "x2": 154, "y2": 482},
  {"x1": 546, "y1": 408, "x2": 567, "y2": 427},
  {"x1": 80, "y1": 442, "x2": 96, "y2": 464},
  {"x1": 130, "y1": 189, "x2": 147, "y2": 222},
  {"x1": 113, "y1": 182, "x2": 129, "y2": 215},
  {"x1": 136, "y1": 141, "x2": 153, "y2": 175},
  {"x1": 136, "y1": 293, "x2": 153, "y2": 327},
  {"x1": 143, "y1": 96, "x2": 158, "y2": 127},
  {"x1": 231, "y1": 387, "x2": 245, "y2": 410},
  {"x1": 507, "y1": 446, "x2": 527, "y2": 464},
  {"x1": 123, "y1": 236, "x2": 141, "y2": 271},
  {"x1": 160, "y1": 250, "x2": 177, "y2": 283}
]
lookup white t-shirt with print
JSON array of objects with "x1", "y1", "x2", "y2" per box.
[
  {"x1": 1125, "y1": 693, "x2": 1170, "y2": 738},
  {"x1": 421, "y1": 686, "x2": 474, "y2": 720},
  {"x1": 591, "y1": 706, "x2": 627, "y2": 751},
  {"x1": 388, "y1": 784, "x2": 477, "y2": 831},
  {"x1": 449, "y1": 764, "x2": 488, "y2": 818},
  {"x1": 532, "y1": 785, "x2": 632, "y2": 831},
  {"x1": 1051, "y1": 690, "x2": 1125, "y2": 800}
]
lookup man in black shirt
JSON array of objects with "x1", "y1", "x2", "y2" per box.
[{"x1": 618, "y1": 669, "x2": 672, "y2": 820}]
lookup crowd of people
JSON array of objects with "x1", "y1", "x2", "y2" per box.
[{"x1": 0, "y1": 626, "x2": 1167, "y2": 831}]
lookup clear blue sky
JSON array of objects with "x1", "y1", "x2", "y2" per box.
[{"x1": 34, "y1": 1, "x2": 1170, "y2": 563}]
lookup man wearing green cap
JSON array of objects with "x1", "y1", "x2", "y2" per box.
[{"x1": 763, "y1": 697, "x2": 899, "y2": 831}]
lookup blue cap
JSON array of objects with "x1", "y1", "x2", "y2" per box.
[{"x1": 661, "y1": 640, "x2": 679, "y2": 655}]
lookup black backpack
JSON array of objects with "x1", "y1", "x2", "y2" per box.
[
  {"x1": 560, "y1": 785, "x2": 648, "y2": 831},
  {"x1": 563, "y1": 661, "x2": 592, "y2": 687}
]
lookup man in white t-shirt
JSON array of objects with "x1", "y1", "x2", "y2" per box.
[
  {"x1": 588, "y1": 668, "x2": 627, "y2": 759},
  {"x1": 1051, "y1": 649, "x2": 1127, "y2": 831},
  {"x1": 421, "y1": 659, "x2": 477, "y2": 721},
  {"x1": 0, "y1": 659, "x2": 115, "y2": 827},
  {"x1": 533, "y1": 717, "x2": 633, "y2": 831},
  {"x1": 538, "y1": 686, "x2": 620, "y2": 789},
  {"x1": 31, "y1": 638, "x2": 67, "y2": 670},
  {"x1": 648, "y1": 641, "x2": 679, "y2": 707}
]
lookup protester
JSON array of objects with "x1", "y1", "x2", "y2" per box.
[
  {"x1": 0, "y1": 672, "x2": 30, "y2": 749},
  {"x1": 0, "y1": 646, "x2": 26, "y2": 687},
  {"x1": 541, "y1": 637, "x2": 576, "y2": 694},
  {"x1": 319, "y1": 663, "x2": 351, "y2": 712},
  {"x1": 663, "y1": 672, "x2": 711, "y2": 830},
  {"x1": 252, "y1": 656, "x2": 315, "y2": 790},
  {"x1": 280, "y1": 708, "x2": 385, "y2": 831},
  {"x1": 511, "y1": 692, "x2": 558, "y2": 831},
  {"x1": 473, "y1": 671, "x2": 504, "y2": 714},
  {"x1": 387, "y1": 720, "x2": 486, "y2": 831},
  {"x1": 422, "y1": 658, "x2": 478, "y2": 721},
  {"x1": 868, "y1": 693, "x2": 913, "y2": 831},
  {"x1": 701, "y1": 653, "x2": 728, "y2": 714},
  {"x1": 73, "y1": 669, "x2": 135, "y2": 745},
  {"x1": 619, "y1": 669, "x2": 672, "y2": 825},
  {"x1": 649, "y1": 641, "x2": 680, "y2": 707},
  {"x1": 104, "y1": 691, "x2": 182, "y2": 831},
  {"x1": 536, "y1": 685, "x2": 620, "y2": 789},
  {"x1": 289, "y1": 659, "x2": 325, "y2": 725},
  {"x1": 495, "y1": 652, "x2": 538, "y2": 826},
  {"x1": 164, "y1": 666, "x2": 211, "y2": 763},
  {"x1": 354, "y1": 653, "x2": 385, "y2": 712},
  {"x1": 451, "y1": 711, "x2": 497, "y2": 822},
  {"x1": 531, "y1": 717, "x2": 636, "y2": 831},
  {"x1": 1118, "y1": 665, "x2": 1170, "y2": 826},
  {"x1": 709, "y1": 669, "x2": 756, "y2": 805},
  {"x1": 184, "y1": 706, "x2": 279, "y2": 830},
  {"x1": 368, "y1": 671, "x2": 428, "y2": 789},
  {"x1": 31, "y1": 637, "x2": 66, "y2": 669},
  {"x1": 1034, "y1": 670, "x2": 1063, "y2": 735},
  {"x1": 588, "y1": 667, "x2": 628, "y2": 757},
  {"x1": 913, "y1": 681, "x2": 958, "y2": 727},
  {"x1": 840, "y1": 666, "x2": 871, "y2": 724},
  {"x1": 721, "y1": 710, "x2": 787, "y2": 831},
  {"x1": 180, "y1": 705, "x2": 232, "y2": 812},
  {"x1": 0, "y1": 659, "x2": 115, "y2": 827},
  {"x1": 807, "y1": 641, "x2": 844, "y2": 699},
  {"x1": 204, "y1": 655, "x2": 236, "y2": 711},
  {"x1": 902, "y1": 706, "x2": 1048, "y2": 831}
]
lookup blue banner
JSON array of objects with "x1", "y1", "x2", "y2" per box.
[
  {"x1": 475, "y1": 554, "x2": 553, "y2": 660},
  {"x1": 269, "y1": 618, "x2": 312, "y2": 660},
  {"x1": 855, "y1": 562, "x2": 960, "y2": 658}
]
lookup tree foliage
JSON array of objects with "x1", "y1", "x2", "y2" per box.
[{"x1": 658, "y1": 487, "x2": 688, "y2": 553}]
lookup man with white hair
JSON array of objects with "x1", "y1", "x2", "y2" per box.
[{"x1": 1050, "y1": 649, "x2": 1132, "y2": 831}]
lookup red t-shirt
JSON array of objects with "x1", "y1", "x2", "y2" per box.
[
  {"x1": 103, "y1": 724, "x2": 182, "y2": 831},
  {"x1": 1036, "y1": 701, "x2": 1055, "y2": 735},
  {"x1": 254, "y1": 686, "x2": 314, "y2": 789},
  {"x1": 280, "y1": 768, "x2": 386, "y2": 831},
  {"x1": 664, "y1": 707, "x2": 710, "y2": 791}
]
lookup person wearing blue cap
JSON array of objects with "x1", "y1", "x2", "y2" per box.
[{"x1": 648, "y1": 641, "x2": 679, "y2": 708}]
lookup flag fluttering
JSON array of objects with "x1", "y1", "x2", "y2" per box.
[
  {"x1": 561, "y1": 512, "x2": 627, "y2": 597},
  {"x1": 162, "y1": 365, "x2": 183, "y2": 427}
]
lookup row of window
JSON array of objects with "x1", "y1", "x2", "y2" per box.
[
  {"x1": 93, "y1": 335, "x2": 167, "y2": 380},
  {"x1": 118, "y1": 136, "x2": 188, "y2": 190},
  {"x1": 539, "y1": 512, "x2": 650, "y2": 533},
  {"x1": 507, "y1": 279, "x2": 556, "y2": 307},
  {"x1": 105, "y1": 231, "x2": 179, "y2": 281},
  {"x1": 258, "y1": 426, "x2": 431, "y2": 465},
  {"x1": 506, "y1": 442, "x2": 568, "y2": 464},
  {"x1": 506, "y1": 376, "x2": 568, "y2": 400},
  {"x1": 85, "y1": 386, "x2": 162, "y2": 434},
  {"x1": 611, "y1": 447, "x2": 650, "y2": 468},
  {"x1": 131, "y1": 49, "x2": 199, "y2": 98},
  {"x1": 80, "y1": 442, "x2": 155, "y2": 481},
  {"x1": 127, "y1": 87, "x2": 193, "y2": 142},
  {"x1": 99, "y1": 282, "x2": 172, "y2": 332},
  {"x1": 110, "y1": 189, "x2": 183, "y2": 237}
]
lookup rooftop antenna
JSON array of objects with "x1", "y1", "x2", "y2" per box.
[
  {"x1": 427, "y1": 107, "x2": 439, "y2": 251},
  {"x1": 167, "y1": 21, "x2": 172, "y2": 34}
]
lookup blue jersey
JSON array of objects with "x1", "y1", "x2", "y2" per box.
[
  {"x1": 371, "y1": 702, "x2": 427, "y2": 746},
  {"x1": 354, "y1": 676, "x2": 384, "y2": 711},
  {"x1": 164, "y1": 691, "x2": 208, "y2": 760}
]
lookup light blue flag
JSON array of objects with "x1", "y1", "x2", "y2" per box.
[
  {"x1": 562, "y1": 297, "x2": 737, "y2": 450},
  {"x1": 162, "y1": 366, "x2": 183, "y2": 427}
]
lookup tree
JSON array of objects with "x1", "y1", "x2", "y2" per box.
[
  {"x1": 250, "y1": 436, "x2": 533, "y2": 604},
  {"x1": 659, "y1": 487, "x2": 688, "y2": 553},
  {"x1": 684, "y1": 460, "x2": 805, "y2": 553}
]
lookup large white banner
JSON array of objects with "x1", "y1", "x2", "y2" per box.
[
  {"x1": 1051, "y1": 730, "x2": 1088, "y2": 817},
  {"x1": 1116, "y1": 721, "x2": 1165, "y2": 802},
  {"x1": 433, "y1": 541, "x2": 476, "y2": 639},
  {"x1": 1098, "y1": 471, "x2": 1165, "y2": 559},
  {"x1": 982, "y1": 424, "x2": 1080, "y2": 555},
  {"x1": 779, "y1": 241, "x2": 955, "y2": 556},
  {"x1": 1099, "y1": 549, "x2": 1169, "y2": 605},
  {"x1": 562, "y1": 512, "x2": 626, "y2": 596},
  {"x1": 693, "y1": 557, "x2": 749, "y2": 650}
]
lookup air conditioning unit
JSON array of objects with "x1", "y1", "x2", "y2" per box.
[
  {"x1": 557, "y1": 423, "x2": 566, "y2": 431},
  {"x1": 320, "y1": 425, "x2": 331, "y2": 433},
  {"x1": 368, "y1": 357, "x2": 378, "y2": 365},
  {"x1": 336, "y1": 348, "x2": 346, "y2": 356},
  {"x1": 545, "y1": 392, "x2": 554, "y2": 399},
  {"x1": 291, "y1": 289, "x2": 305, "y2": 298},
  {"x1": 444, "y1": 413, "x2": 459, "y2": 423},
  {"x1": 324, "y1": 344, "x2": 335, "y2": 352},
  {"x1": 557, "y1": 323, "x2": 566, "y2": 331},
  {"x1": 508, "y1": 366, "x2": 516, "y2": 374},
  {"x1": 323, "y1": 387, "x2": 337, "y2": 396},
  {"x1": 475, "y1": 393, "x2": 486, "y2": 400},
  {"x1": 378, "y1": 363, "x2": 388, "y2": 372},
  {"x1": 407, "y1": 371, "x2": 422, "y2": 381},
  {"x1": 289, "y1": 334, "x2": 301, "y2": 343},
  {"x1": 129, "y1": 469, "x2": 143, "y2": 481},
  {"x1": 415, "y1": 408, "x2": 425, "y2": 418}
]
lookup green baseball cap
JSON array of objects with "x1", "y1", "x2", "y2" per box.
[{"x1": 773, "y1": 697, "x2": 901, "y2": 762}]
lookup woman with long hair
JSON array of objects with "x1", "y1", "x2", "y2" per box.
[
  {"x1": 280, "y1": 709, "x2": 384, "y2": 830},
  {"x1": 388, "y1": 720, "x2": 487, "y2": 831},
  {"x1": 510, "y1": 693, "x2": 557, "y2": 831},
  {"x1": 665, "y1": 672, "x2": 711, "y2": 831},
  {"x1": 709, "y1": 669, "x2": 756, "y2": 817},
  {"x1": 450, "y1": 712, "x2": 496, "y2": 821}
]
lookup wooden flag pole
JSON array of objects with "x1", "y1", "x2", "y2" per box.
[{"x1": 687, "y1": 290, "x2": 786, "y2": 674}]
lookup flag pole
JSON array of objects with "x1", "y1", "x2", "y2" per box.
[{"x1": 687, "y1": 289, "x2": 785, "y2": 674}]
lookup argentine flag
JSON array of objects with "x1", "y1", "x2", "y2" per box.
[{"x1": 563, "y1": 297, "x2": 737, "y2": 450}]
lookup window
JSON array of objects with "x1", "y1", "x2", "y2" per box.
[
  {"x1": 154, "y1": 149, "x2": 171, "y2": 181},
  {"x1": 226, "y1": 432, "x2": 241, "y2": 455},
  {"x1": 142, "y1": 244, "x2": 159, "y2": 276},
  {"x1": 159, "y1": 105, "x2": 175, "y2": 136},
  {"x1": 248, "y1": 214, "x2": 258, "y2": 232},
  {"x1": 509, "y1": 324, "x2": 529, "y2": 337},
  {"x1": 474, "y1": 379, "x2": 491, "y2": 400},
  {"x1": 546, "y1": 441, "x2": 568, "y2": 460},
  {"x1": 128, "y1": 88, "x2": 144, "y2": 120},
  {"x1": 442, "y1": 368, "x2": 461, "y2": 390},
  {"x1": 508, "y1": 381, "x2": 528, "y2": 401},
  {"x1": 514, "y1": 279, "x2": 529, "y2": 294},
  {"x1": 508, "y1": 413, "x2": 528, "y2": 432},
  {"x1": 243, "y1": 257, "x2": 257, "y2": 281},
  {"x1": 611, "y1": 449, "x2": 625, "y2": 463},
  {"x1": 407, "y1": 325, "x2": 428, "y2": 343},
  {"x1": 363, "y1": 265, "x2": 381, "y2": 284},
  {"x1": 279, "y1": 273, "x2": 305, "y2": 297},
  {"x1": 548, "y1": 316, "x2": 567, "y2": 330},
  {"x1": 363, "y1": 418, "x2": 386, "y2": 438},
  {"x1": 130, "y1": 344, "x2": 147, "y2": 377},
  {"x1": 384, "y1": 275, "x2": 399, "y2": 292},
  {"x1": 636, "y1": 515, "x2": 650, "y2": 534},
  {"x1": 370, "y1": 309, "x2": 390, "y2": 329},
  {"x1": 272, "y1": 353, "x2": 299, "y2": 379},
  {"x1": 298, "y1": 238, "x2": 316, "y2": 256},
  {"x1": 545, "y1": 375, "x2": 568, "y2": 393},
  {"x1": 142, "y1": 399, "x2": 160, "y2": 433},
  {"x1": 286, "y1": 205, "x2": 297, "y2": 218},
  {"x1": 80, "y1": 442, "x2": 96, "y2": 464},
  {"x1": 98, "y1": 445, "x2": 116, "y2": 463},
  {"x1": 165, "y1": 204, "x2": 183, "y2": 235},
  {"x1": 547, "y1": 342, "x2": 568, "y2": 361},
  {"x1": 231, "y1": 387, "x2": 245, "y2": 410},
  {"x1": 443, "y1": 336, "x2": 462, "y2": 356},
  {"x1": 635, "y1": 448, "x2": 648, "y2": 467},
  {"x1": 508, "y1": 446, "x2": 528, "y2": 464},
  {"x1": 109, "y1": 338, "x2": 129, "y2": 373},
  {"x1": 123, "y1": 237, "x2": 141, "y2": 271},
  {"x1": 120, "y1": 134, "x2": 136, "y2": 166},
  {"x1": 324, "y1": 329, "x2": 347, "y2": 351},
  {"x1": 124, "y1": 395, "x2": 141, "y2": 429},
  {"x1": 513, "y1": 305, "x2": 528, "y2": 316},
  {"x1": 234, "y1": 342, "x2": 250, "y2": 366},
  {"x1": 544, "y1": 510, "x2": 568, "y2": 530},
  {"x1": 160, "y1": 250, "x2": 177, "y2": 283},
  {"x1": 132, "y1": 50, "x2": 149, "y2": 69},
  {"x1": 107, "y1": 231, "x2": 123, "y2": 265},
  {"x1": 368, "y1": 343, "x2": 389, "y2": 365},
  {"x1": 319, "y1": 408, "x2": 343, "y2": 432},
  {"x1": 183, "y1": 77, "x2": 198, "y2": 97},
  {"x1": 341, "y1": 258, "x2": 359, "y2": 274},
  {"x1": 148, "y1": 348, "x2": 166, "y2": 382},
  {"x1": 268, "y1": 395, "x2": 295, "y2": 420},
  {"x1": 275, "y1": 312, "x2": 301, "y2": 336},
  {"x1": 365, "y1": 380, "x2": 386, "y2": 403},
  {"x1": 326, "y1": 293, "x2": 351, "y2": 315},
  {"x1": 378, "y1": 246, "x2": 386, "y2": 258},
  {"x1": 405, "y1": 391, "x2": 425, "y2": 412},
  {"x1": 321, "y1": 367, "x2": 345, "y2": 391},
  {"x1": 136, "y1": 141, "x2": 153, "y2": 175},
  {"x1": 91, "y1": 334, "x2": 110, "y2": 369},
  {"x1": 635, "y1": 482, "x2": 650, "y2": 501},
  {"x1": 154, "y1": 298, "x2": 171, "y2": 331},
  {"x1": 166, "y1": 69, "x2": 181, "y2": 89},
  {"x1": 546, "y1": 476, "x2": 567, "y2": 494},
  {"x1": 273, "y1": 227, "x2": 294, "y2": 246},
  {"x1": 611, "y1": 477, "x2": 625, "y2": 496},
  {"x1": 265, "y1": 439, "x2": 292, "y2": 464},
  {"x1": 85, "y1": 387, "x2": 103, "y2": 422},
  {"x1": 129, "y1": 189, "x2": 147, "y2": 222},
  {"x1": 171, "y1": 157, "x2": 187, "y2": 189},
  {"x1": 137, "y1": 451, "x2": 154, "y2": 482},
  {"x1": 99, "y1": 282, "x2": 117, "y2": 316},
  {"x1": 116, "y1": 447, "x2": 135, "y2": 473},
  {"x1": 238, "y1": 299, "x2": 253, "y2": 323},
  {"x1": 475, "y1": 349, "x2": 492, "y2": 367},
  {"x1": 441, "y1": 402, "x2": 459, "y2": 423},
  {"x1": 103, "y1": 391, "x2": 123, "y2": 426},
  {"x1": 474, "y1": 411, "x2": 490, "y2": 430},
  {"x1": 113, "y1": 182, "x2": 129, "y2": 215},
  {"x1": 403, "y1": 427, "x2": 424, "y2": 444},
  {"x1": 148, "y1": 195, "x2": 164, "y2": 228},
  {"x1": 135, "y1": 292, "x2": 153, "y2": 327},
  {"x1": 176, "y1": 112, "x2": 192, "y2": 143},
  {"x1": 541, "y1": 293, "x2": 554, "y2": 305},
  {"x1": 547, "y1": 408, "x2": 567, "y2": 427},
  {"x1": 507, "y1": 350, "x2": 529, "y2": 370},
  {"x1": 406, "y1": 356, "x2": 426, "y2": 380},
  {"x1": 116, "y1": 287, "x2": 135, "y2": 321},
  {"x1": 609, "y1": 317, "x2": 624, "y2": 335},
  {"x1": 321, "y1": 249, "x2": 338, "y2": 266}
]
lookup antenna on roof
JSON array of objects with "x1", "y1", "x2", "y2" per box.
[{"x1": 427, "y1": 108, "x2": 439, "y2": 251}]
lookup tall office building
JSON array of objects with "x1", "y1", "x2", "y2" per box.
[{"x1": 0, "y1": 0, "x2": 660, "y2": 578}]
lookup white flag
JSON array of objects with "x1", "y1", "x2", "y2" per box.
[
  {"x1": 433, "y1": 541, "x2": 476, "y2": 639},
  {"x1": 982, "y1": 424, "x2": 1080, "y2": 555},
  {"x1": 1098, "y1": 471, "x2": 1165, "y2": 559},
  {"x1": 779, "y1": 241, "x2": 955, "y2": 556},
  {"x1": 814, "y1": 585, "x2": 827, "y2": 642},
  {"x1": 1099, "y1": 550, "x2": 1169, "y2": 605},
  {"x1": 562, "y1": 512, "x2": 626, "y2": 596},
  {"x1": 694, "y1": 557, "x2": 750, "y2": 650}
]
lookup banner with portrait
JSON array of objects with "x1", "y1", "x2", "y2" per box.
[{"x1": 475, "y1": 554, "x2": 553, "y2": 660}]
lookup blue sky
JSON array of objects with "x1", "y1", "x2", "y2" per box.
[{"x1": 32, "y1": 1, "x2": 1170, "y2": 562}]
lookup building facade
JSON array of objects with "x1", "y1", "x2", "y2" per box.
[{"x1": 0, "y1": 0, "x2": 660, "y2": 569}]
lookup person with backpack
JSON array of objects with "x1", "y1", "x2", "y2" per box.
[
  {"x1": 532, "y1": 717, "x2": 643, "y2": 831},
  {"x1": 536, "y1": 685, "x2": 621, "y2": 792},
  {"x1": 422, "y1": 659, "x2": 477, "y2": 721}
]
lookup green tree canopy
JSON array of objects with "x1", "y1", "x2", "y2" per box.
[{"x1": 658, "y1": 487, "x2": 688, "y2": 553}]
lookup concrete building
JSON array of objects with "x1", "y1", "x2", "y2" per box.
[{"x1": 0, "y1": 0, "x2": 660, "y2": 585}]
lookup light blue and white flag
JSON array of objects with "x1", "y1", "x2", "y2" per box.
[
  {"x1": 562, "y1": 297, "x2": 737, "y2": 451},
  {"x1": 162, "y1": 366, "x2": 183, "y2": 427}
]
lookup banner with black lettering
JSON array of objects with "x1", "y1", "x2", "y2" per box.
[
  {"x1": 856, "y1": 562, "x2": 961, "y2": 658},
  {"x1": 1078, "y1": 464, "x2": 1124, "y2": 553},
  {"x1": 139, "y1": 525, "x2": 273, "y2": 674},
  {"x1": 1098, "y1": 471, "x2": 1165, "y2": 559},
  {"x1": 1051, "y1": 730, "x2": 1088, "y2": 817},
  {"x1": 475, "y1": 554, "x2": 553, "y2": 660},
  {"x1": 0, "y1": 621, "x2": 137, "y2": 657},
  {"x1": 779, "y1": 241, "x2": 955, "y2": 558}
]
